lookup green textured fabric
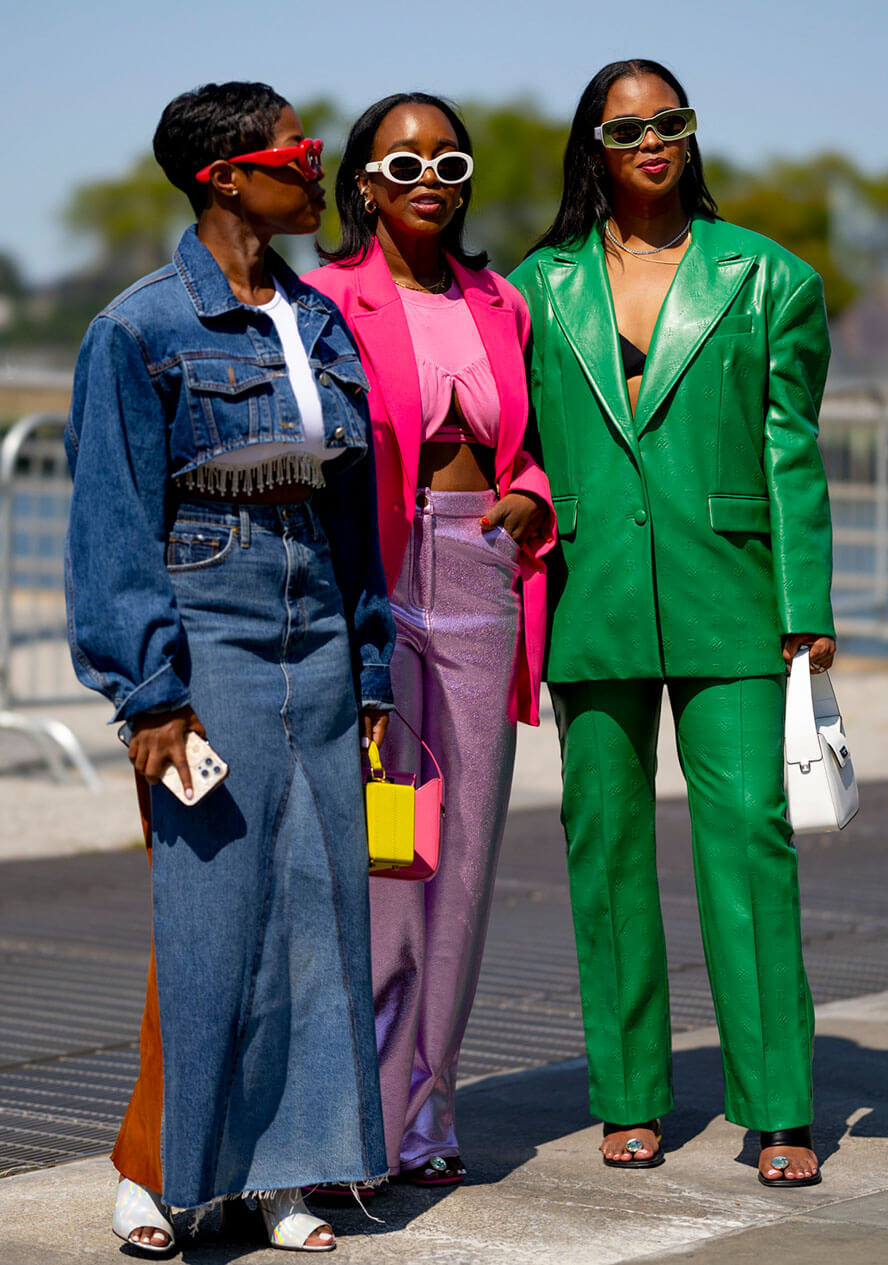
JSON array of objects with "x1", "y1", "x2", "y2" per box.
[
  {"x1": 509, "y1": 217, "x2": 835, "y2": 682},
  {"x1": 551, "y1": 675, "x2": 814, "y2": 1131}
]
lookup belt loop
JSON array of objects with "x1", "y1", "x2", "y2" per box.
[
  {"x1": 239, "y1": 506, "x2": 251, "y2": 548},
  {"x1": 305, "y1": 500, "x2": 320, "y2": 540}
]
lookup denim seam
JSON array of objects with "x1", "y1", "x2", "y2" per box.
[
  {"x1": 278, "y1": 532, "x2": 375, "y2": 1176},
  {"x1": 64, "y1": 551, "x2": 112, "y2": 694},
  {"x1": 208, "y1": 756, "x2": 292, "y2": 1197},
  {"x1": 98, "y1": 311, "x2": 154, "y2": 372},
  {"x1": 112, "y1": 662, "x2": 187, "y2": 720}
]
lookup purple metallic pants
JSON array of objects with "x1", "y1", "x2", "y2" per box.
[{"x1": 370, "y1": 489, "x2": 520, "y2": 1172}]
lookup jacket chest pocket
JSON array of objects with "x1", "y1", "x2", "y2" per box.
[
  {"x1": 181, "y1": 356, "x2": 286, "y2": 448},
  {"x1": 312, "y1": 355, "x2": 369, "y2": 446}
]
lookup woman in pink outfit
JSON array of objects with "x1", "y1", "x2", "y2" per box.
[{"x1": 303, "y1": 92, "x2": 554, "y2": 1185}]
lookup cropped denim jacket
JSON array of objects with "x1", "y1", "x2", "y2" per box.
[{"x1": 65, "y1": 225, "x2": 394, "y2": 721}]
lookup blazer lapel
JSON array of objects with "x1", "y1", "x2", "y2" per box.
[
  {"x1": 348, "y1": 243, "x2": 423, "y2": 488},
  {"x1": 449, "y1": 257, "x2": 527, "y2": 475},
  {"x1": 634, "y1": 218, "x2": 755, "y2": 431},
  {"x1": 539, "y1": 234, "x2": 637, "y2": 456}
]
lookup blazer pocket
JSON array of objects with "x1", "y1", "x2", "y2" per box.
[
  {"x1": 711, "y1": 313, "x2": 753, "y2": 337},
  {"x1": 708, "y1": 494, "x2": 770, "y2": 534},
  {"x1": 553, "y1": 495, "x2": 578, "y2": 539}
]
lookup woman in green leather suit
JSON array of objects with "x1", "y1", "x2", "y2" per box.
[{"x1": 510, "y1": 59, "x2": 835, "y2": 1186}]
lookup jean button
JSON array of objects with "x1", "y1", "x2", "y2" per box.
[
  {"x1": 332, "y1": 425, "x2": 345, "y2": 440},
  {"x1": 318, "y1": 372, "x2": 330, "y2": 388}
]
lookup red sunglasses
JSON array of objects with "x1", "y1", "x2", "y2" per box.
[{"x1": 195, "y1": 138, "x2": 324, "y2": 183}]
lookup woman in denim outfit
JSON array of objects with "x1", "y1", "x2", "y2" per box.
[{"x1": 65, "y1": 82, "x2": 394, "y2": 1253}]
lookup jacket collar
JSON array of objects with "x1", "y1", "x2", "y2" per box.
[
  {"x1": 173, "y1": 224, "x2": 334, "y2": 319},
  {"x1": 539, "y1": 217, "x2": 755, "y2": 450}
]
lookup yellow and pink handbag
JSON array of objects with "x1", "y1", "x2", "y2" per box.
[{"x1": 363, "y1": 718, "x2": 443, "y2": 882}]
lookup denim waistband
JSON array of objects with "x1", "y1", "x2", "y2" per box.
[
  {"x1": 173, "y1": 498, "x2": 318, "y2": 535},
  {"x1": 414, "y1": 488, "x2": 497, "y2": 518}
]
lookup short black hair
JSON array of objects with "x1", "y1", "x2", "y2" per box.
[
  {"x1": 153, "y1": 81, "x2": 291, "y2": 216},
  {"x1": 532, "y1": 59, "x2": 718, "y2": 256},
  {"x1": 318, "y1": 92, "x2": 487, "y2": 269}
]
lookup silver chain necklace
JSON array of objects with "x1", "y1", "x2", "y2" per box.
[{"x1": 605, "y1": 218, "x2": 691, "y2": 256}]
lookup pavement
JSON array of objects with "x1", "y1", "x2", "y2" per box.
[
  {"x1": 0, "y1": 990, "x2": 886, "y2": 1264},
  {"x1": 0, "y1": 656, "x2": 886, "y2": 1262}
]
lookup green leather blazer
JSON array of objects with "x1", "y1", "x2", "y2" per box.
[{"x1": 509, "y1": 216, "x2": 835, "y2": 682}]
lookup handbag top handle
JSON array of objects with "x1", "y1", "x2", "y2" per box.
[
  {"x1": 366, "y1": 710, "x2": 445, "y2": 806},
  {"x1": 785, "y1": 646, "x2": 840, "y2": 770},
  {"x1": 392, "y1": 708, "x2": 445, "y2": 788}
]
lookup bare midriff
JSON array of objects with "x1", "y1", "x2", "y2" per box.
[{"x1": 417, "y1": 390, "x2": 495, "y2": 491}]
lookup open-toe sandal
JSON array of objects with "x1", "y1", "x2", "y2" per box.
[
  {"x1": 399, "y1": 1155, "x2": 466, "y2": 1186},
  {"x1": 112, "y1": 1179, "x2": 175, "y2": 1256},
  {"x1": 602, "y1": 1119, "x2": 665, "y2": 1169},
  {"x1": 260, "y1": 1188, "x2": 335, "y2": 1252},
  {"x1": 758, "y1": 1125, "x2": 822, "y2": 1187}
]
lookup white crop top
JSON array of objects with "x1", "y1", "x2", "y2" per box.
[{"x1": 180, "y1": 282, "x2": 329, "y2": 495}]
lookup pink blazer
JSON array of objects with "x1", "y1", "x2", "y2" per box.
[{"x1": 303, "y1": 241, "x2": 555, "y2": 726}]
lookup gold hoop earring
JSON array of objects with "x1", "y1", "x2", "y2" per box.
[
  {"x1": 685, "y1": 152, "x2": 691, "y2": 165},
  {"x1": 456, "y1": 197, "x2": 464, "y2": 208},
  {"x1": 363, "y1": 196, "x2": 377, "y2": 214}
]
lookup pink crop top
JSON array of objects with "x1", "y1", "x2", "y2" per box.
[{"x1": 398, "y1": 281, "x2": 500, "y2": 445}]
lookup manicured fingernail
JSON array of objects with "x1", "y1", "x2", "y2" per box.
[
  {"x1": 185, "y1": 788, "x2": 194, "y2": 800},
  {"x1": 361, "y1": 736, "x2": 370, "y2": 748},
  {"x1": 480, "y1": 517, "x2": 490, "y2": 526}
]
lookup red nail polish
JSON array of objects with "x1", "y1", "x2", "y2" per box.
[{"x1": 480, "y1": 517, "x2": 490, "y2": 526}]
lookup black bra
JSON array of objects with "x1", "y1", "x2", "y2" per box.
[{"x1": 619, "y1": 334, "x2": 647, "y2": 380}]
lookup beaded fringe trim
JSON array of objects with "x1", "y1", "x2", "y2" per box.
[{"x1": 176, "y1": 452, "x2": 326, "y2": 497}]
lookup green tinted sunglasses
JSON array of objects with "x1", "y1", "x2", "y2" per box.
[{"x1": 595, "y1": 107, "x2": 697, "y2": 149}]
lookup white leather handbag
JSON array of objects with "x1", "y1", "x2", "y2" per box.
[{"x1": 784, "y1": 647, "x2": 859, "y2": 834}]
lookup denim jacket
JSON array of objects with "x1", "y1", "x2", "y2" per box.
[{"x1": 65, "y1": 225, "x2": 394, "y2": 721}]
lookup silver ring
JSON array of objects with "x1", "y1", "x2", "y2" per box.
[
  {"x1": 771, "y1": 1155, "x2": 790, "y2": 1170},
  {"x1": 625, "y1": 1138, "x2": 643, "y2": 1154}
]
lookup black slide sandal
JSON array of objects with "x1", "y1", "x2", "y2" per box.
[{"x1": 758, "y1": 1125, "x2": 822, "y2": 1187}]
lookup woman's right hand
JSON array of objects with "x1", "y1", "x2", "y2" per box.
[{"x1": 128, "y1": 706, "x2": 206, "y2": 797}]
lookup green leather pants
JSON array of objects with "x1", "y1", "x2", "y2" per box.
[{"x1": 550, "y1": 675, "x2": 814, "y2": 1131}]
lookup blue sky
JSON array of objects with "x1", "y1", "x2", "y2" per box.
[{"x1": 3, "y1": 0, "x2": 886, "y2": 282}]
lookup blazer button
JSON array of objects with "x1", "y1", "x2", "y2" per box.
[
  {"x1": 634, "y1": 508, "x2": 648, "y2": 525},
  {"x1": 332, "y1": 425, "x2": 345, "y2": 440},
  {"x1": 318, "y1": 372, "x2": 330, "y2": 387}
]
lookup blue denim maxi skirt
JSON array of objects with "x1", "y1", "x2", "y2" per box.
[{"x1": 140, "y1": 499, "x2": 386, "y2": 1208}]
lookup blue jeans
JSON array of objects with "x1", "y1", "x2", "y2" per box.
[{"x1": 143, "y1": 499, "x2": 385, "y2": 1207}]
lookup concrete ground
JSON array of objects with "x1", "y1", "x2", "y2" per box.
[{"x1": 0, "y1": 989, "x2": 885, "y2": 1263}]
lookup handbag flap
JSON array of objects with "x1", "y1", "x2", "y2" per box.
[{"x1": 819, "y1": 719, "x2": 850, "y2": 767}]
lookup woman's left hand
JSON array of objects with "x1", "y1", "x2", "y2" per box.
[
  {"x1": 481, "y1": 492, "x2": 548, "y2": 547},
  {"x1": 782, "y1": 633, "x2": 836, "y2": 673},
  {"x1": 361, "y1": 709, "x2": 389, "y2": 747}
]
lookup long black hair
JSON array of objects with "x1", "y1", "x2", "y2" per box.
[
  {"x1": 318, "y1": 92, "x2": 487, "y2": 269},
  {"x1": 154, "y1": 81, "x2": 291, "y2": 216},
  {"x1": 532, "y1": 60, "x2": 718, "y2": 255}
]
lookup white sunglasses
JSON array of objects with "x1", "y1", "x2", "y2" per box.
[{"x1": 364, "y1": 151, "x2": 474, "y2": 185}]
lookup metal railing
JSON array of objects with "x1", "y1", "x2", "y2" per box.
[
  {"x1": 819, "y1": 383, "x2": 888, "y2": 644},
  {"x1": 0, "y1": 387, "x2": 886, "y2": 787},
  {"x1": 0, "y1": 414, "x2": 99, "y2": 786}
]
